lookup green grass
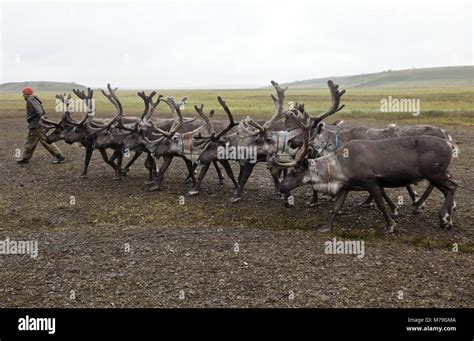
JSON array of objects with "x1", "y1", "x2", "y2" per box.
[
  {"x1": 1, "y1": 87, "x2": 473, "y2": 126},
  {"x1": 284, "y1": 66, "x2": 474, "y2": 88}
]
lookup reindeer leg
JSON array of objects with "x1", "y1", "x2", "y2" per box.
[
  {"x1": 213, "y1": 161, "x2": 225, "y2": 184},
  {"x1": 148, "y1": 154, "x2": 172, "y2": 191},
  {"x1": 219, "y1": 160, "x2": 239, "y2": 190},
  {"x1": 123, "y1": 150, "x2": 142, "y2": 174},
  {"x1": 105, "y1": 148, "x2": 123, "y2": 180},
  {"x1": 81, "y1": 145, "x2": 94, "y2": 178},
  {"x1": 144, "y1": 153, "x2": 156, "y2": 183},
  {"x1": 184, "y1": 159, "x2": 196, "y2": 184},
  {"x1": 182, "y1": 157, "x2": 197, "y2": 184},
  {"x1": 237, "y1": 164, "x2": 244, "y2": 184},
  {"x1": 320, "y1": 189, "x2": 349, "y2": 232},
  {"x1": 428, "y1": 178, "x2": 457, "y2": 229},
  {"x1": 359, "y1": 194, "x2": 374, "y2": 207},
  {"x1": 306, "y1": 189, "x2": 319, "y2": 207},
  {"x1": 270, "y1": 168, "x2": 281, "y2": 195},
  {"x1": 233, "y1": 162, "x2": 256, "y2": 202},
  {"x1": 116, "y1": 149, "x2": 128, "y2": 176},
  {"x1": 98, "y1": 148, "x2": 121, "y2": 179},
  {"x1": 366, "y1": 185, "x2": 396, "y2": 234},
  {"x1": 116, "y1": 151, "x2": 123, "y2": 169},
  {"x1": 188, "y1": 162, "x2": 210, "y2": 195},
  {"x1": 412, "y1": 184, "x2": 435, "y2": 214},
  {"x1": 380, "y1": 187, "x2": 399, "y2": 217},
  {"x1": 406, "y1": 185, "x2": 418, "y2": 202}
]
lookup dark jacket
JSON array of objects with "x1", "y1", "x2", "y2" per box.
[{"x1": 26, "y1": 95, "x2": 46, "y2": 129}]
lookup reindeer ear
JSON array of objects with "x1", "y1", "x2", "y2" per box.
[{"x1": 316, "y1": 122, "x2": 325, "y2": 134}]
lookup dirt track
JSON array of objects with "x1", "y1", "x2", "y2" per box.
[{"x1": 0, "y1": 116, "x2": 472, "y2": 308}]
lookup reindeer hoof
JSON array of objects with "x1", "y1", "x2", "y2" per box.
[
  {"x1": 439, "y1": 214, "x2": 453, "y2": 229},
  {"x1": 285, "y1": 202, "x2": 295, "y2": 208},
  {"x1": 318, "y1": 226, "x2": 331, "y2": 233},
  {"x1": 147, "y1": 185, "x2": 161, "y2": 192},
  {"x1": 382, "y1": 224, "x2": 395, "y2": 235}
]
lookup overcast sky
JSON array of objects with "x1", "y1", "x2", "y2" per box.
[{"x1": 0, "y1": 0, "x2": 472, "y2": 88}]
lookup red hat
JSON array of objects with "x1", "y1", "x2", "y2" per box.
[{"x1": 22, "y1": 86, "x2": 33, "y2": 95}]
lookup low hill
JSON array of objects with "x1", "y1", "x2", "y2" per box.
[
  {"x1": 0, "y1": 81, "x2": 88, "y2": 92},
  {"x1": 282, "y1": 66, "x2": 474, "y2": 89}
]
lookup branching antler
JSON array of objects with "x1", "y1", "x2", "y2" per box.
[
  {"x1": 72, "y1": 87, "x2": 94, "y2": 125},
  {"x1": 263, "y1": 80, "x2": 288, "y2": 129},
  {"x1": 194, "y1": 104, "x2": 216, "y2": 139},
  {"x1": 241, "y1": 80, "x2": 288, "y2": 135},
  {"x1": 150, "y1": 96, "x2": 186, "y2": 138},
  {"x1": 161, "y1": 95, "x2": 186, "y2": 131},
  {"x1": 137, "y1": 91, "x2": 154, "y2": 119},
  {"x1": 312, "y1": 80, "x2": 345, "y2": 124},
  {"x1": 214, "y1": 96, "x2": 238, "y2": 139},
  {"x1": 194, "y1": 97, "x2": 238, "y2": 141},
  {"x1": 100, "y1": 83, "x2": 123, "y2": 128},
  {"x1": 145, "y1": 94, "x2": 163, "y2": 121}
]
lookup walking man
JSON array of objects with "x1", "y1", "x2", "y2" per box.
[{"x1": 17, "y1": 86, "x2": 65, "y2": 164}]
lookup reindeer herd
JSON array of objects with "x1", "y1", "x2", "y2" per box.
[{"x1": 40, "y1": 81, "x2": 458, "y2": 234}]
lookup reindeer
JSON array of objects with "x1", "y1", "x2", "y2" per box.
[
  {"x1": 56, "y1": 85, "x2": 140, "y2": 178},
  {"x1": 236, "y1": 80, "x2": 346, "y2": 205},
  {"x1": 272, "y1": 112, "x2": 457, "y2": 234},
  {"x1": 310, "y1": 111, "x2": 454, "y2": 213},
  {"x1": 145, "y1": 96, "x2": 237, "y2": 193},
  {"x1": 41, "y1": 89, "x2": 121, "y2": 177},
  {"x1": 119, "y1": 93, "x2": 209, "y2": 183}
]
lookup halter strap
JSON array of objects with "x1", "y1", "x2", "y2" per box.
[
  {"x1": 327, "y1": 161, "x2": 332, "y2": 182},
  {"x1": 335, "y1": 131, "x2": 340, "y2": 149},
  {"x1": 281, "y1": 131, "x2": 288, "y2": 153},
  {"x1": 187, "y1": 133, "x2": 193, "y2": 159}
]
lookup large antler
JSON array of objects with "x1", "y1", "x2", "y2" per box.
[
  {"x1": 242, "y1": 80, "x2": 288, "y2": 134},
  {"x1": 264, "y1": 80, "x2": 288, "y2": 129},
  {"x1": 100, "y1": 83, "x2": 123, "y2": 128},
  {"x1": 72, "y1": 87, "x2": 94, "y2": 125},
  {"x1": 194, "y1": 104, "x2": 216, "y2": 139},
  {"x1": 194, "y1": 97, "x2": 238, "y2": 141},
  {"x1": 145, "y1": 94, "x2": 163, "y2": 121},
  {"x1": 150, "y1": 95, "x2": 186, "y2": 138},
  {"x1": 137, "y1": 91, "x2": 157, "y2": 120},
  {"x1": 214, "y1": 96, "x2": 238, "y2": 139},
  {"x1": 41, "y1": 93, "x2": 72, "y2": 127},
  {"x1": 312, "y1": 80, "x2": 345, "y2": 124}
]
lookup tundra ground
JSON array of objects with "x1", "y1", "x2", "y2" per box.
[{"x1": 0, "y1": 102, "x2": 473, "y2": 308}]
